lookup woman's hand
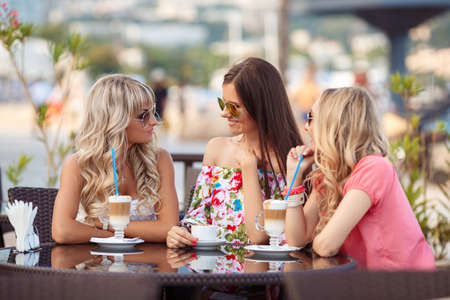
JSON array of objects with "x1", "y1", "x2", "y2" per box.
[
  {"x1": 166, "y1": 226, "x2": 198, "y2": 248},
  {"x1": 286, "y1": 145, "x2": 315, "y2": 185},
  {"x1": 166, "y1": 248, "x2": 196, "y2": 268}
]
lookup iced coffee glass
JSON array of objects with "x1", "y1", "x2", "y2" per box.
[
  {"x1": 108, "y1": 195, "x2": 131, "y2": 239},
  {"x1": 255, "y1": 199, "x2": 287, "y2": 247}
]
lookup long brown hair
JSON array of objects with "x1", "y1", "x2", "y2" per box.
[{"x1": 223, "y1": 57, "x2": 302, "y2": 195}]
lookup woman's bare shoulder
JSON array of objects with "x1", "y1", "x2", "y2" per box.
[
  {"x1": 59, "y1": 153, "x2": 82, "y2": 189},
  {"x1": 62, "y1": 153, "x2": 80, "y2": 171},
  {"x1": 204, "y1": 136, "x2": 241, "y2": 167},
  {"x1": 206, "y1": 136, "x2": 233, "y2": 149},
  {"x1": 157, "y1": 147, "x2": 174, "y2": 166}
]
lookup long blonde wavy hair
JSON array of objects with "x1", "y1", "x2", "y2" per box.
[
  {"x1": 76, "y1": 74, "x2": 160, "y2": 223},
  {"x1": 311, "y1": 87, "x2": 389, "y2": 235}
]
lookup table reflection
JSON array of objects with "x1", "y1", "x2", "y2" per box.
[
  {"x1": 51, "y1": 243, "x2": 175, "y2": 273},
  {"x1": 3, "y1": 243, "x2": 354, "y2": 274}
]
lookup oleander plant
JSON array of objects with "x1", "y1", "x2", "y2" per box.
[
  {"x1": 389, "y1": 72, "x2": 449, "y2": 260},
  {"x1": 1, "y1": 3, "x2": 88, "y2": 187}
]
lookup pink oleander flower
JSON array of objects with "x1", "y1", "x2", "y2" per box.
[
  {"x1": 8, "y1": 9, "x2": 18, "y2": 17},
  {"x1": 1, "y1": 3, "x2": 7, "y2": 9}
]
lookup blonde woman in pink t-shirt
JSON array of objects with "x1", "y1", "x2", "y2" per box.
[{"x1": 284, "y1": 87, "x2": 435, "y2": 270}]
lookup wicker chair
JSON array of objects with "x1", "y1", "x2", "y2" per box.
[
  {"x1": 7, "y1": 187, "x2": 58, "y2": 245},
  {"x1": 284, "y1": 270, "x2": 450, "y2": 300},
  {"x1": 0, "y1": 265, "x2": 161, "y2": 300}
]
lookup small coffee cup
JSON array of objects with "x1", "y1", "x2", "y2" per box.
[
  {"x1": 191, "y1": 224, "x2": 218, "y2": 241},
  {"x1": 189, "y1": 254, "x2": 218, "y2": 270}
]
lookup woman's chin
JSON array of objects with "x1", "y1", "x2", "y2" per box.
[{"x1": 228, "y1": 127, "x2": 241, "y2": 135}]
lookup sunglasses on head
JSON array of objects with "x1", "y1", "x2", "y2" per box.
[
  {"x1": 217, "y1": 97, "x2": 239, "y2": 118},
  {"x1": 306, "y1": 111, "x2": 313, "y2": 125},
  {"x1": 136, "y1": 106, "x2": 158, "y2": 127}
]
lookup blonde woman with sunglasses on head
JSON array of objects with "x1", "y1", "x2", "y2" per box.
[
  {"x1": 167, "y1": 57, "x2": 303, "y2": 248},
  {"x1": 284, "y1": 87, "x2": 435, "y2": 270},
  {"x1": 52, "y1": 74, "x2": 179, "y2": 244}
]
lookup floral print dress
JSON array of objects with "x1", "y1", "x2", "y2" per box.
[{"x1": 181, "y1": 165, "x2": 285, "y2": 244}]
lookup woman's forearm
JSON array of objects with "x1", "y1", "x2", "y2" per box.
[
  {"x1": 52, "y1": 219, "x2": 113, "y2": 244},
  {"x1": 285, "y1": 205, "x2": 309, "y2": 247},
  {"x1": 125, "y1": 218, "x2": 177, "y2": 242},
  {"x1": 241, "y1": 165, "x2": 269, "y2": 244}
]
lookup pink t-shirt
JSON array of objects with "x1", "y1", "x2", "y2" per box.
[{"x1": 340, "y1": 154, "x2": 435, "y2": 270}]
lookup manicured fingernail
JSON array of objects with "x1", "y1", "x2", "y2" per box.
[
  {"x1": 192, "y1": 240, "x2": 197, "y2": 246},
  {"x1": 302, "y1": 152, "x2": 307, "y2": 155}
]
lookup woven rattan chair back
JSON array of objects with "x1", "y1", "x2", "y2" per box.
[
  {"x1": 8, "y1": 187, "x2": 58, "y2": 244},
  {"x1": 285, "y1": 270, "x2": 450, "y2": 300},
  {"x1": 0, "y1": 266, "x2": 161, "y2": 300}
]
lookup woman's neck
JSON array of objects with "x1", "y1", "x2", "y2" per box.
[{"x1": 242, "y1": 131, "x2": 259, "y2": 150}]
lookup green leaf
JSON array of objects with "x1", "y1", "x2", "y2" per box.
[
  {"x1": 19, "y1": 24, "x2": 35, "y2": 39},
  {"x1": 37, "y1": 104, "x2": 48, "y2": 127},
  {"x1": 57, "y1": 142, "x2": 71, "y2": 159},
  {"x1": 17, "y1": 154, "x2": 33, "y2": 172},
  {"x1": 6, "y1": 154, "x2": 33, "y2": 185},
  {"x1": 6, "y1": 165, "x2": 19, "y2": 185},
  {"x1": 49, "y1": 41, "x2": 66, "y2": 64},
  {"x1": 67, "y1": 32, "x2": 87, "y2": 55},
  {"x1": 75, "y1": 57, "x2": 89, "y2": 70}
]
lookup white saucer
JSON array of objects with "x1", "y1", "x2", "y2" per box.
[
  {"x1": 244, "y1": 245, "x2": 301, "y2": 258},
  {"x1": 193, "y1": 239, "x2": 226, "y2": 250},
  {"x1": 90, "y1": 237, "x2": 144, "y2": 250},
  {"x1": 90, "y1": 248, "x2": 144, "y2": 256}
]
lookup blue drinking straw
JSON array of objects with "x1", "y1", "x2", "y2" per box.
[
  {"x1": 284, "y1": 155, "x2": 304, "y2": 200},
  {"x1": 112, "y1": 148, "x2": 119, "y2": 195}
]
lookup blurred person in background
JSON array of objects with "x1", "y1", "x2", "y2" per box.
[
  {"x1": 52, "y1": 74, "x2": 179, "y2": 244},
  {"x1": 166, "y1": 57, "x2": 303, "y2": 248},
  {"x1": 150, "y1": 69, "x2": 168, "y2": 123},
  {"x1": 292, "y1": 62, "x2": 321, "y2": 122}
]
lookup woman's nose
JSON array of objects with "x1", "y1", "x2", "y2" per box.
[
  {"x1": 220, "y1": 107, "x2": 230, "y2": 118},
  {"x1": 148, "y1": 114, "x2": 158, "y2": 126}
]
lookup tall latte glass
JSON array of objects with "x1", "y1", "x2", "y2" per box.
[
  {"x1": 255, "y1": 199, "x2": 287, "y2": 247},
  {"x1": 108, "y1": 195, "x2": 131, "y2": 239}
]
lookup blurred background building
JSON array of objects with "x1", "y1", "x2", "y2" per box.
[{"x1": 0, "y1": 0, "x2": 449, "y2": 202}]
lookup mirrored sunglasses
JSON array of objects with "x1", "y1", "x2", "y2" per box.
[{"x1": 217, "y1": 97, "x2": 239, "y2": 118}]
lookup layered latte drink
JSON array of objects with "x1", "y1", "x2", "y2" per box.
[
  {"x1": 108, "y1": 195, "x2": 131, "y2": 227},
  {"x1": 262, "y1": 199, "x2": 287, "y2": 236}
]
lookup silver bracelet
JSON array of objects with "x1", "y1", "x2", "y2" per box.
[{"x1": 287, "y1": 193, "x2": 306, "y2": 208}]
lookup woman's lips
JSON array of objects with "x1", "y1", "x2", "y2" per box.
[{"x1": 228, "y1": 120, "x2": 238, "y2": 127}]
